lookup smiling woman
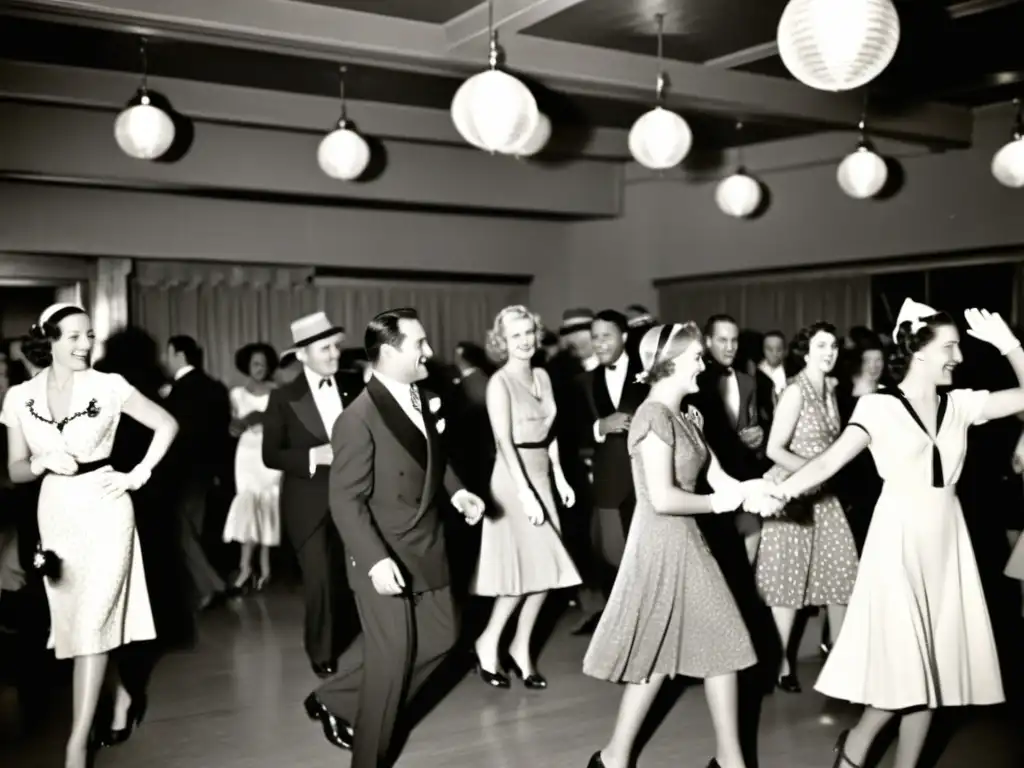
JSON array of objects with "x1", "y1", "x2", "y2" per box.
[{"x1": 1, "y1": 303, "x2": 178, "y2": 768}]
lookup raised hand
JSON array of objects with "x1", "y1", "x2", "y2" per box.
[{"x1": 965, "y1": 308, "x2": 1020, "y2": 355}]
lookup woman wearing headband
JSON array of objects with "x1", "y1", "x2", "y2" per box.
[
  {"x1": 0, "y1": 303, "x2": 178, "y2": 768},
  {"x1": 761, "y1": 301, "x2": 1023, "y2": 768},
  {"x1": 583, "y1": 322, "x2": 771, "y2": 768}
]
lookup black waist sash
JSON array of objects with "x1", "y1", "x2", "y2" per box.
[{"x1": 72, "y1": 459, "x2": 111, "y2": 476}]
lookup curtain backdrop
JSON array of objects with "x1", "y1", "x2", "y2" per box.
[
  {"x1": 657, "y1": 272, "x2": 872, "y2": 340},
  {"x1": 130, "y1": 261, "x2": 528, "y2": 385}
]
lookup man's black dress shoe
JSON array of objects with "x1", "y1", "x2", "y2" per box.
[
  {"x1": 303, "y1": 693, "x2": 353, "y2": 750},
  {"x1": 311, "y1": 661, "x2": 337, "y2": 678}
]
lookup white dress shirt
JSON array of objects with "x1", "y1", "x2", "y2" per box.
[
  {"x1": 373, "y1": 370, "x2": 426, "y2": 436},
  {"x1": 305, "y1": 365, "x2": 343, "y2": 476},
  {"x1": 759, "y1": 361, "x2": 787, "y2": 399},
  {"x1": 173, "y1": 364, "x2": 195, "y2": 382},
  {"x1": 593, "y1": 353, "x2": 628, "y2": 444},
  {"x1": 719, "y1": 369, "x2": 741, "y2": 428}
]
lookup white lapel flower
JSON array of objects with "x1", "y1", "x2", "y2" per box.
[
  {"x1": 435, "y1": 417, "x2": 446, "y2": 434},
  {"x1": 428, "y1": 396, "x2": 442, "y2": 414}
]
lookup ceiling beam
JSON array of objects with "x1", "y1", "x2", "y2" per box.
[
  {"x1": 0, "y1": 60, "x2": 631, "y2": 158},
  {"x1": 8, "y1": 0, "x2": 973, "y2": 146},
  {"x1": 444, "y1": 0, "x2": 590, "y2": 51}
]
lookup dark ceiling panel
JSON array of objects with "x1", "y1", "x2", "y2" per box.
[
  {"x1": 285, "y1": 0, "x2": 481, "y2": 24},
  {"x1": 0, "y1": 15, "x2": 463, "y2": 109},
  {"x1": 521, "y1": 0, "x2": 790, "y2": 63},
  {"x1": 735, "y1": 0, "x2": 1024, "y2": 107},
  {"x1": 0, "y1": 14, "x2": 806, "y2": 148}
]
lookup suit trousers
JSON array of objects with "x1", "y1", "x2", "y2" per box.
[
  {"x1": 316, "y1": 586, "x2": 458, "y2": 768},
  {"x1": 289, "y1": 516, "x2": 347, "y2": 667},
  {"x1": 175, "y1": 481, "x2": 224, "y2": 606}
]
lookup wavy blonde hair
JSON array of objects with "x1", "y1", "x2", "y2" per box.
[{"x1": 486, "y1": 305, "x2": 545, "y2": 364}]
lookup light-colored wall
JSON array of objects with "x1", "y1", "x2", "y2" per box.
[
  {"x1": 566, "y1": 104, "x2": 1023, "y2": 314},
  {"x1": 0, "y1": 182, "x2": 572, "y2": 324}
]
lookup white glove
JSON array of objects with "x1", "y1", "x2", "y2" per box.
[
  {"x1": 709, "y1": 483, "x2": 744, "y2": 514},
  {"x1": 965, "y1": 308, "x2": 1020, "y2": 355}
]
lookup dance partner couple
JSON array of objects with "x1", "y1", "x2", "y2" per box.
[{"x1": 584, "y1": 302, "x2": 1019, "y2": 768}]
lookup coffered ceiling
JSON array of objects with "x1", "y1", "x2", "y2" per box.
[{"x1": 4, "y1": 0, "x2": 1022, "y2": 152}]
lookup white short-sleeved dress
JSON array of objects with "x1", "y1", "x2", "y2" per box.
[
  {"x1": 222, "y1": 387, "x2": 281, "y2": 546},
  {"x1": 815, "y1": 388, "x2": 1004, "y2": 710},
  {"x1": 0, "y1": 368, "x2": 156, "y2": 658}
]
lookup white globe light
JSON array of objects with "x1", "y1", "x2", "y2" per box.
[
  {"x1": 114, "y1": 97, "x2": 175, "y2": 160},
  {"x1": 777, "y1": 0, "x2": 900, "y2": 92},
  {"x1": 507, "y1": 113, "x2": 551, "y2": 157},
  {"x1": 837, "y1": 146, "x2": 888, "y2": 199},
  {"x1": 451, "y1": 69, "x2": 539, "y2": 153},
  {"x1": 992, "y1": 136, "x2": 1024, "y2": 189},
  {"x1": 317, "y1": 127, "x2": 370, "y2": 181},
  {"x1": 628, "y1": 107, "x2": 693, "y2": 170},
  {"x1": 715, "y1": 173, "x2": 763, "y2": 217}
]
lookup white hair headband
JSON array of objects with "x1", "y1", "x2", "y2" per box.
[
  {"x1": 38, "y1": 303, "x2": 85, "y2": 327},
  {"x1": 892, "y1": 298, "x2": 938, "y2": 343},
  {"x1": 635, "y1": 323, "x2": 684, "y2": 383}
]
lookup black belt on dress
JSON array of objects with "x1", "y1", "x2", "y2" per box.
[{"x1": 72, "y1": 459, "x2": 111, "y2": 476}]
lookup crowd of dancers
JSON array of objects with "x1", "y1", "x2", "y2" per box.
[{"x1": 2, "y1": 296, "x2": 1024, "y2": 768}]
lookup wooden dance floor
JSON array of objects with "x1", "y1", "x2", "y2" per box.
[{"x1": 3, "y1": 587, "x2": 1021, "y2": 768}]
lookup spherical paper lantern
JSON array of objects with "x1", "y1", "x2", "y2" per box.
[
  {"x1": 114, "y1": 94, "x2": 175, "y2": 160},
  {"x1": 451, "y1": 69, "x2": 539, "y2": 153},
  {"x1": 715, "y1": 172, "x2": 763, "y2": 217},
  {"x1": 628, "y1": 107, "x2": 693, "y2": 170},
  {"x1": 992, "y1": 135, "x2": 1024, "y2": 189},
  {"x1": 508, "y1": 113, "x2": 551, "y2": 157},
  {"x1": 317, "y1": 127, "x2": 370, "y2": 181},
  {"x1": 777, "y1": 0, "x2": 900, "y2": 92},
  {"x1": 837, "y1": 146, "x2": 888, "y2": 199}
]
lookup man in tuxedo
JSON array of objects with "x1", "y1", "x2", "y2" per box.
[
  {"x1": 262, "y1": 313, "x2": 364, "y2": 677},
  {"x1": 574, "y1": 310, "x2": 649, "y2": 633},
  {"x1": 755, "y1": 330, "x2": 787, "y2": 427},
  {"x1": 303, "y1": 308, "x2": 484, "y2": 768},
  {"x1": 163, "y1": 335, "x2": 231, "y2": 610},
  {"x1": 687, "y1": 315, "x2": 768, "y2": 563}
]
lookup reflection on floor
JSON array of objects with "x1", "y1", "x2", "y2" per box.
[{"x1": 2, "y1": 587, "x2": 1021, "y2": 768}]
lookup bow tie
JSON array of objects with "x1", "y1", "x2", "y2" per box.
[
  {"x1": 319, "y1": 377, "x2": 333, "y2": 389},
  {"x1": 605, "y1": 362, "x2": 619, "y2": 371}
]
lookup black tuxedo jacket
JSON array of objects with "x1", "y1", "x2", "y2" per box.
[
  {"x1": 686, "y1": 365, "x2": 766, "y2": 482},
  {"x1": 578, "y1": 355, "x2": 649, "y2": 509},
  {"x1": 262, "y1": 370, "x2": 364, "y2": 546},
  {"x1": 754, "y1": 368, "x2": 777, "y2": 429},
  {"x1": 164, "y1": 368, "x2": 231, "y2": 486},
  {"x1": 330, "y1": 375, "x2": 464, "y2": 595}
]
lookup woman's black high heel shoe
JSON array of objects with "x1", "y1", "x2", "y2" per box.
[
  {"x1": 470, "y1": 650, "x2": 510, "y2": 688},
  {"x1": 777, "y1": 673, "x2": 801, "y2": 693},
  {"x1": 225, "y1": 573, "x2": 253, "y2": 598},
  {"x1": 506, "y1": 657, "x2": 547, "y2": 689},
  {"x1": 832, "y1": 729, "x2": 863, "y2": 768},
  {"x1": 100, "y1": 694, "x2": 147, "y2": 747}
]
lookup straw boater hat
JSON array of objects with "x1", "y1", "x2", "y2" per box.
[
  {"x1": 290, "y1": 312, "x2": 344, "y2": 347},
  {"x1": 558, "y1": 308, "x2": 594, "y2": 336}
]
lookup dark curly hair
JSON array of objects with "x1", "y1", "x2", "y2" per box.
[
  {"x1": 888, "y1": 311, "x2": 956, "y2": 383},
  {"x1": 840, "y1": 329, "x2": 885, "y2": 382},
  {"x1": 234, "y1": 342, "x2": 278, "y2": 379},
  {"x1": 785, "y1": 321, "x2": 839, "y2": 378}
]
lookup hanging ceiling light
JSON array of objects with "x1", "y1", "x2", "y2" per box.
[
  {"x1": 114, "y1": 37, "x2": 176, "y2": 160},
  {"x1": 317, "y1": 65, "x2": 371, "y2": 181},
  {"x1": 777, "y1": 0, "x2": 900, "y2": 92},
  {"x1": 992, "y1": 98, "x2": 1024, "y2": 189},
  {"x1": 508, "y1": 113, "x2": 552, "y2": 158},
  {"x1": 451, "y1": 0, "x2": 538, "y2": 153},
  {"x1": 837, "y1": 117, "x2": 887, "y2": 199},
  {"x1": 629, "y1": 14, "x2": 693, "y2": 171},
  {"x1": 715, "y1": 122, "x2": 763, "y2": 218}
]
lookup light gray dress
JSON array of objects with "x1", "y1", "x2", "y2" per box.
[{"x1": 583, "y1": 402, "x2": 756, "y2": 682}]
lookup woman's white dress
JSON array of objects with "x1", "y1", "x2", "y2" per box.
[
  {"x1": 222, "y1": 387, "x2": 280, "y2": 547},
  {"x1": 0, "y1": 369, "x2": 155, "y2": 659},
  {"x1": 815, "y1": 389, "x2": 1003, "y2": 709}
]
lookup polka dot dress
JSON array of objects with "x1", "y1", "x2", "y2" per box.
[{"x1": 756, "y1": 373, "x2": 859, "y2": 608}]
